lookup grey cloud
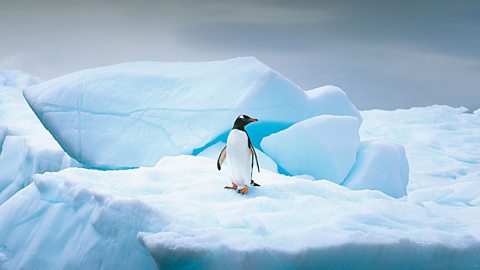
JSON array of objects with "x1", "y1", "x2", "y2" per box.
[{"x1": 0, "y1": 0, "x2": 479, "y2": 110}]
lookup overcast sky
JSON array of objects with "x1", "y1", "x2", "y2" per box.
[{"x1": 1, "y1": 0, "x2": 479, "y2": 110}]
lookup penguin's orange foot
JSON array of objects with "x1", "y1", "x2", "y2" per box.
[
  {"x1": 238, "y1": 186, "x2": 248, "y2": 195},
  {"x1": 224, "y1": 183, "x2": 238, "y2": 190}
]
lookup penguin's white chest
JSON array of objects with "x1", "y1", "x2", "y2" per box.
[{"x1": 226, "y1": 129, "x2": 252, "y2": 187}]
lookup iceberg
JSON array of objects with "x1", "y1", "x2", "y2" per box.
[
  {"x1": 360, "y1": 105, "x2": 480, "y2": 202},
  {"x1": 0, "y1": 77, "x2": 76, "y2": 205},
  {"x1": 0, "y1": 154, "x2": 478, "y2": 269},
  {"x1": 261, "y1": 115, "x2": 360, "y2": 183},
  {"x1": 0, "y1": 175, "x2": 160, "y2": 269},
  {"x1": 2, "y1": 58, "x2": 479, "y2": 269},
  {"x1": 0, "y1": 135, "x2": 69, "y2": 204},
  {"x1": 343, "y1": 140, "x2": 409, "y2": 198},
  {"x1": 305, "y1": 85, "x2": 362, "y2": 121},
  {"x1": 0, "y1": 103, "x2": 478, "y2": 269},
  {"x1": 23, "y1": 57, "x2": 361, "y2": 169}
]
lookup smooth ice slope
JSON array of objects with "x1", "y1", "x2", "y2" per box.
[
  {"x1": 261, "y1": 115, "x2": 360, "y2": 183},
  {"x1": 0, "y1": 78, "x2": 76, "y2": 204},
  {"x1": 23, "y1": 57, "x2": 361, "y2": 169},
  {"x1": 343, "y1": 140, "x2": 409, "y2": 198},
  {"x1": 0, "y1": 154, "x2": 478, "y2": 269}
]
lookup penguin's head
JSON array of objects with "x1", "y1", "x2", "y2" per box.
[{"x1": 233, "y1": 115, "x2": 258, "y2": 130}]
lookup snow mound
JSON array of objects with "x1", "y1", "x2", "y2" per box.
[
  {"x1": 198, "y1": 141, "x2": 278, "y2": 172},
  {"x1": 0, "y1": 155, "x2": 478, "y2": 269},
  {"x1": 343, "y1": 140, "x2": 409, "y2": 198},
  {"x1": 0, "y1": 86, "x2": 76, "y2": 205},
  {"x1": 305, "y1": 85, "x2": 362, "y2": 122},
  {"x1": 360, "y1": 105, "x2": 480, "y2": 203},
  {"x1": 261, "y1": 115, "x2": 360, "y2": 183},
  {"x1": 23, "y1": 57, "x2": 361, "y2": 169},
  {"x1": 0, "y1": 69, "x2": 41, "y2": 88}
]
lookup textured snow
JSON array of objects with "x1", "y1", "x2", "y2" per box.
[
  {"x1": 0, "y1": 145, "x2": 478, "y2": 269},
  {"x1": 261, "y1": 115, "x2": 360, "y2": 184},
  {"x1": 0, "y1": 178, "x2": 160, "y2": 269},
  {"x1": 23, "y1": 57, "x2": 361, "y2": 169},
  {"x1": 360, "y1": 105, "x2": 480, "y2": 204},
  {"x1": 343, "y1": 140, "x2": 409, "y2": 198},
  {"x1": 0, "y1": 80, "x2": 76, "y2": 205}
]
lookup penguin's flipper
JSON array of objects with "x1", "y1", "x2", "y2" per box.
[
  {"x1": 247, "y1": 138, "x2": 260, "y2": 173},
  {"x1": 217, "y1": 146, "x2": 227, "y2": 170}
]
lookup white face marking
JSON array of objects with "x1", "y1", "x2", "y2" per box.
[{"x1": 239, "y1": 115, "x2": 245, "y2": 119}]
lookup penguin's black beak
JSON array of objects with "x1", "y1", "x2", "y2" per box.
[{"x1": 249, "y1": 118, "x2": 258, "y2": 123}]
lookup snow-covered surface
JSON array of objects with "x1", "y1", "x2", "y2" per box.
[
  {"x1": 343, "y1": 140, "x2": 409, "y2": 198},
  {"x1": 360, "y1": 105, "x2": 480, "y2": 204},
  {"x1": 0, "y1": 76, "x2": 76, "y2": 205},
  {"x1": 261, "y1": 115, "x2": 360, "y2": 184},
  {"x1": 0, "y1": 176, "x2": 160, "y2": 269},
  {"x1": 23, "y1": 57, "x2": 361, "y2": 169},
  {"x1": 0, "y1": 147, "x2": 478, "y2": 269}
]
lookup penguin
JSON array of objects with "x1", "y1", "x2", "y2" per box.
[{"x1": 217, "y1": 115, "x2": 261, "y2": 194}]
